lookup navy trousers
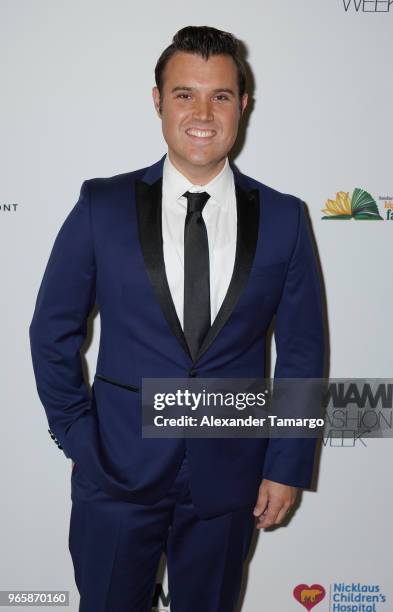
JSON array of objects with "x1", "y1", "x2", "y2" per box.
[{"x1": 69, "y1": 452, "x2": 256, "y2": 612}]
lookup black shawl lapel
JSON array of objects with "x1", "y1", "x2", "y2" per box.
[
  {"x1": 135, "y1": 176, "x2": 192, "y2": 360},
  {"x1": 135, "y1": 160, "x2": 260, "y2": 365}
]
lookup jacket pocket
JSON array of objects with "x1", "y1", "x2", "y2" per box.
[{"x1": 94, "y1": 373, "x2": 140, "y2": 392}]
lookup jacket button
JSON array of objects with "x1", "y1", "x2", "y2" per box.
[{"x1": 189, "y1": 369, "x2": 198, "y2": 377}]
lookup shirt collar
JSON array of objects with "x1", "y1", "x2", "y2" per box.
[{"x1": 163, "y1": 151, "x2": 233, "y2": 212}]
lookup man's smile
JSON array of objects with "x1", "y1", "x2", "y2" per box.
[{"x1": 185, "y1": 127, "x2": 217, "y2": 142}]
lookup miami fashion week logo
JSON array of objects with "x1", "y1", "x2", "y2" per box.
[
  {"x1": 293, "y1": 582, "x2": 387, "y2": 610},
  {"x1": 342, "y1": 0, "x2": 393, "y2": 11},
  {"x1": 321, "y1": 188, "x2": 393, "y2": 220}
]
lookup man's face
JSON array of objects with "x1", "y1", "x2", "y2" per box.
[{"x1": 152, "y1": 51, "x2": 248, "y2": 177}]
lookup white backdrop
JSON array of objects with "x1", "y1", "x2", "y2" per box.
[{"x1": 1, "y1": 1, "x2": 392, "y2": 610}]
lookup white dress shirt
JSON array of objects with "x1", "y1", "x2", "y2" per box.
[{"x1": 162, "y1": 152, "x2": 237, "y2": 330}]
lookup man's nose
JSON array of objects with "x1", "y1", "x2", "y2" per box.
[{"x1": 192, "y1": 99, "x2": 214, "y2": 121}]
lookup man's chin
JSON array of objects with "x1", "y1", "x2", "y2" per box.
[
  {"x1": 167, "y1": 146, "x2": 227, "y2": 173},
  {"x1": 179, "y1": 152, "x2": 222, "y2": 168}
]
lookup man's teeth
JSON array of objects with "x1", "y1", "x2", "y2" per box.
[{"x1": 186, "y1": 129, "x2": 215, "y2": 138}]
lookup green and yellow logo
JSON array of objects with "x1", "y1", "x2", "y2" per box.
[{"x1": 321, "y1": 188, "x2": 383, "y2": 220}]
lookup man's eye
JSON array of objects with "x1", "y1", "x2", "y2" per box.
[{"x1": 176, "y1": 94, "x2": 229, "y2": 101}]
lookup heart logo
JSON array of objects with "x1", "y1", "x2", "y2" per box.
[{"x1": 293, "y1": 584, "x2": 326, "y2": 610}]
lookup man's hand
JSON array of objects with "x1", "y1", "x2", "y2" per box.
[{"x1": 253, "y1": 479, "x2": 298, "y2": 529}]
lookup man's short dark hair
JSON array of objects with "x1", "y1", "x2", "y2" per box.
[{"x1": 155, "y1": 25, "x2": 247, "y2": 111}]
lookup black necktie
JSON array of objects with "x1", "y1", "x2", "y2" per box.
[{"x1": 183, "y1": 190, "x2": 211, "y2": 361}]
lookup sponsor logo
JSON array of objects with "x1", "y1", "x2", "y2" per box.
[
  {"x1": 294, "y1": 582, "x2": 388, "y2": 610},
  {"x1": 293, "y1": 584, "x2": 326, "y2": 609},
  {"x1": 321, "y1": 189, "x2": 383, "y2": 220},
  {"x1": 342, "y1": 0, "x2": 393, "y2": 12},
  {"x1": 379, "y1": 196, "x2": 393, "y2": 220},
  {"x1": 0, "y1": 203, "x2": 19, "y2": 213},
  {"x1": 331, "y1": 582, "x2": 387, "y2": 610}
]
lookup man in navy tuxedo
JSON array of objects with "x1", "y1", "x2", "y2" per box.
[{"x1": 29, "y1": 25, "x2": 325, "y2": 612}]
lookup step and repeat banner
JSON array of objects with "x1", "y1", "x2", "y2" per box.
[{"x1": 1, "y1": 1, "x2": 392, "y2": 611}]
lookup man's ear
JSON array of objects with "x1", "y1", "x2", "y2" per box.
[
  {"x1": 152, "y1": 86, "x2": 162, "y2": 117},
  {"x1": 241, "y1": 92, "x2": 248, "y2": 116}
]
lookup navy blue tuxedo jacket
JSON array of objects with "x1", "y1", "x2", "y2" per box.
[{"x1": 29, "y1": 153, "x2": 325, "y2": 519}]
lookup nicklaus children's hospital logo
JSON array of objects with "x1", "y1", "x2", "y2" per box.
[
  {"x1": 293, "y1": 584, "x2": 326, "y2": 610},
  {"x1": 293, "y1": 582, "x2": 388, "y2": 610},
  {"x1": 321, "y1": 188, "x2": 393, "y2": 220}
]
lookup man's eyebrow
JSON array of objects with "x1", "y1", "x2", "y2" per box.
[{"x1": 171, "y1": 86, "x2": 236, "y2": 96}]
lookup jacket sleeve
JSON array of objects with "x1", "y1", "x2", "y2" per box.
[
  {"x1": 262, "y1": 199, "x2": 325, "y2": 488},
  {"x1": 29, "y1": 180, "x2": 96, "y2": 459}
]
